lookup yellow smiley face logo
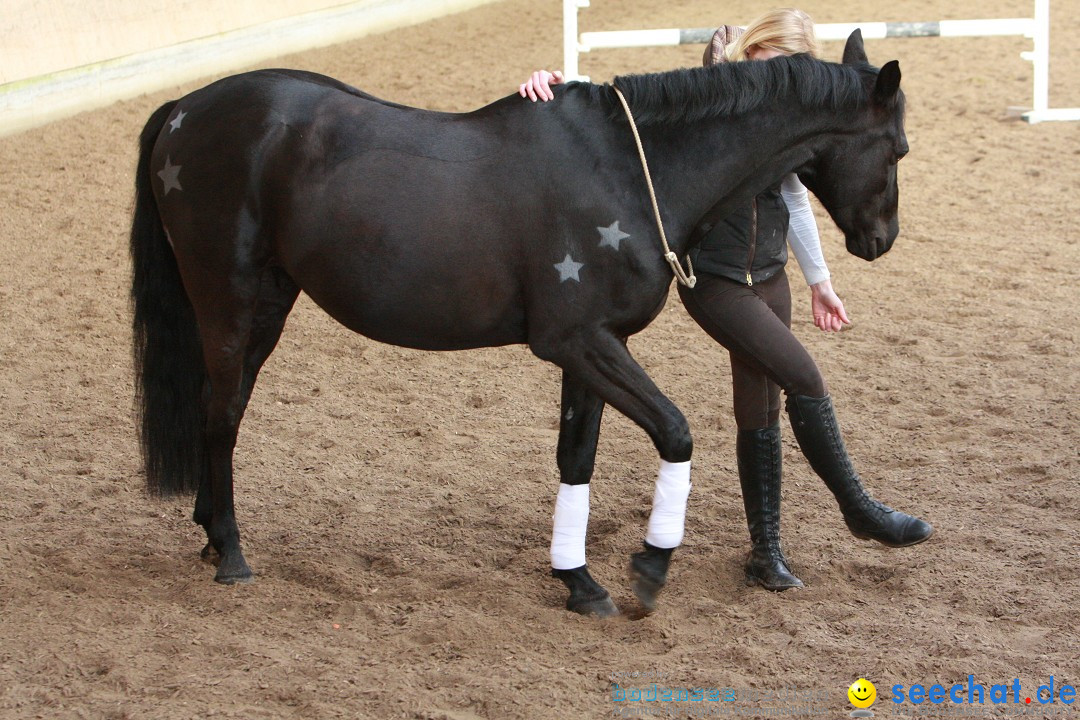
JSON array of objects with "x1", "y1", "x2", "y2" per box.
[{"x1": 848, "y1": 678, "x2": 877, "y2": 708}]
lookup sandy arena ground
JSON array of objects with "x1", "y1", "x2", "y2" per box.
[{"x1": 1, "y1": 0, "x2": 1078, "y2": 717}]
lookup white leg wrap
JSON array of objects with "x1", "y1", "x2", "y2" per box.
[
  {"x1": 551, "y1": 483, "x2": 590, "y2": 570},
  {"x1": 645, "y1": 459, "x2": 692, "y2": 549}
]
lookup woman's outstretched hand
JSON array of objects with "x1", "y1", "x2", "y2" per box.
[
  {"x1": 519, "y1": 70, "x2": 564, "y2": 101},
  {"x1": 810, "y1": 279, "x2": 851, "y2": 333}
]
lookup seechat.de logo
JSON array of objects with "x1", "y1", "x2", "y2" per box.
[{"x1": 848, "y1": 678, "x2": 877, "y2": 717}]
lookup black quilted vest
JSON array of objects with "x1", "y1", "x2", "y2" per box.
[{"x1": 689, "y1": 185, "x2": 789, "y2": 286}]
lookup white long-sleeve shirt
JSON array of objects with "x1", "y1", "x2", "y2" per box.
[{"x1": 780, "y1": 174, "x2": 830, "y2": 286}]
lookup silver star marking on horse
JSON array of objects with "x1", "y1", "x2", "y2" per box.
[
  {"x1": 169, "y1": 109, "x2": 187, "y2": 133},
  {"x1": 554, "y1": 254, "x2": 584, "y2": 282},
  {"x1": 597, "y1": 221, "x2": 630, "y2": 250},
  {"x1": 157, "y1": 156, "x2": 182, "y2": 195}
]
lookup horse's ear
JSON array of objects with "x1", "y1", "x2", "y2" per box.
[
  {"x1": 874, "y1": 60, "x2": 902, "y2": 103},
  {"x1": 842, "y1": 29, "x2": 868, "y2": 64}
]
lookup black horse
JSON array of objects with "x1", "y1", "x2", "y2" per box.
[{"x1": 131, "y1": 31, "x2": 906, "y2": 616}]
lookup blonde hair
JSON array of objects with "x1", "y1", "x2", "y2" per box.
[{"x1": 726, "y1": 8, "x2": 819, "y2": 62}]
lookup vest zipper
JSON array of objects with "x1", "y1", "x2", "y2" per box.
[{"x1": 745, "y1": 197, "x2": 758, "y2": 286}]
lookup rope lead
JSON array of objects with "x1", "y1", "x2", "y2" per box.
[{"x1": 613, "y1": 85, "x2": 696, "y2": 289}]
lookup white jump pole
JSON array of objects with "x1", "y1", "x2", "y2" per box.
[
  {"x1": 567, "y1": 0, "x2": 1080, "y2": 123},
  {"x1": 577, "y1": 20, "x2": 1035, "y2": 49}
]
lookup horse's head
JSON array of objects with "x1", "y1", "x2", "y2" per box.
[{"x1": 796, "y1": 30, "x2": 908, "y2": 261}]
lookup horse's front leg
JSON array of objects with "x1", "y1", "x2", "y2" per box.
[
  {"x1": 536, "y1": 332, "x2": 693, "y2": 614},
  {"x1": 550, "y1": 370, "x2": 619, "y2": 618}
]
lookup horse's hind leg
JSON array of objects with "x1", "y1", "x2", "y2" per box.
[
  {"x1": 550, "y1": 370, "x2": 619, "y2": 618},
  {"x1": 194, "y1": 267, "x2": 300, "y2": 573}
]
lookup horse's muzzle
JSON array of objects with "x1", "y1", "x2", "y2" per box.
[{"x1": 846, "y1": 223, "x2": 897, "y2": 261}]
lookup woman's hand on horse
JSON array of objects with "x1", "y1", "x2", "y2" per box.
[
  {"x1": 518, "y1": 70, "x2": 564, "y2": 101},
  {"x1": 810, "y1": 279, "x2": 851, "y2": 333}
]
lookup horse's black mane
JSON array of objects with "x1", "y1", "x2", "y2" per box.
[{"x1": 584, "y1": 54, "x2": 870, "y2": 126}]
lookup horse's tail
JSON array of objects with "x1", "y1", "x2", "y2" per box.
[{"x1": 130, "y1": 100, "x2": 206, "y2": 497}]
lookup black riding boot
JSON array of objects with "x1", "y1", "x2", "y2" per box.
[
  {"x1": 786, "y1": 394, "x2": 933, "y2": 547},
  {"x1": 737, "y1": 423, "x2": 804, "y2": 591}
]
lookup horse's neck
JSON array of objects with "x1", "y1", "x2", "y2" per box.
[{"x1": 645, "y1": 105, "x2": 836, "y2": 253}]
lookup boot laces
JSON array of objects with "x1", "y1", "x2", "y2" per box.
[{"x1": 855, "y1": 494, "x2": 894, "y2": 521}]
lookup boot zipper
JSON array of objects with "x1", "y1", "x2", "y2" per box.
[{"x1": 745, "y1": 197, "x2": 758, "y2": 286}]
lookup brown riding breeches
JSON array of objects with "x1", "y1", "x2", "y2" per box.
[{"x1": 677, "y1": 268, "x2": 827, "y2": 430}]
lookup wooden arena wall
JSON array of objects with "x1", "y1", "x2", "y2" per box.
[{"x1": 0, "y1": 0, "x2": 500, "y2": 137}]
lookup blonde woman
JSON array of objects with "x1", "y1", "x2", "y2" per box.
[{"x1": 522, "y1": 8, "x2": 932, "y2": 592}]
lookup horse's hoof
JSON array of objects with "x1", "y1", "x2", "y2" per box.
[
  {"x1": 629, "y1": 543, "x2": 674, "y2": 613},
  {"x1": 568, "y1": 594, "x2": 620, "y2": 618},
  {"x1": 214, "y1": 554, "x2": 253, "y2": 584},
  {"x1": 214, "y1": 568, "x2": 254, "y2": 585},
  {"x1": 629, "y1": 567, "x2": 663, "y2": 612},
  {"x1": 552, "y1": 565, "x2": 618, "y2": 618}
]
